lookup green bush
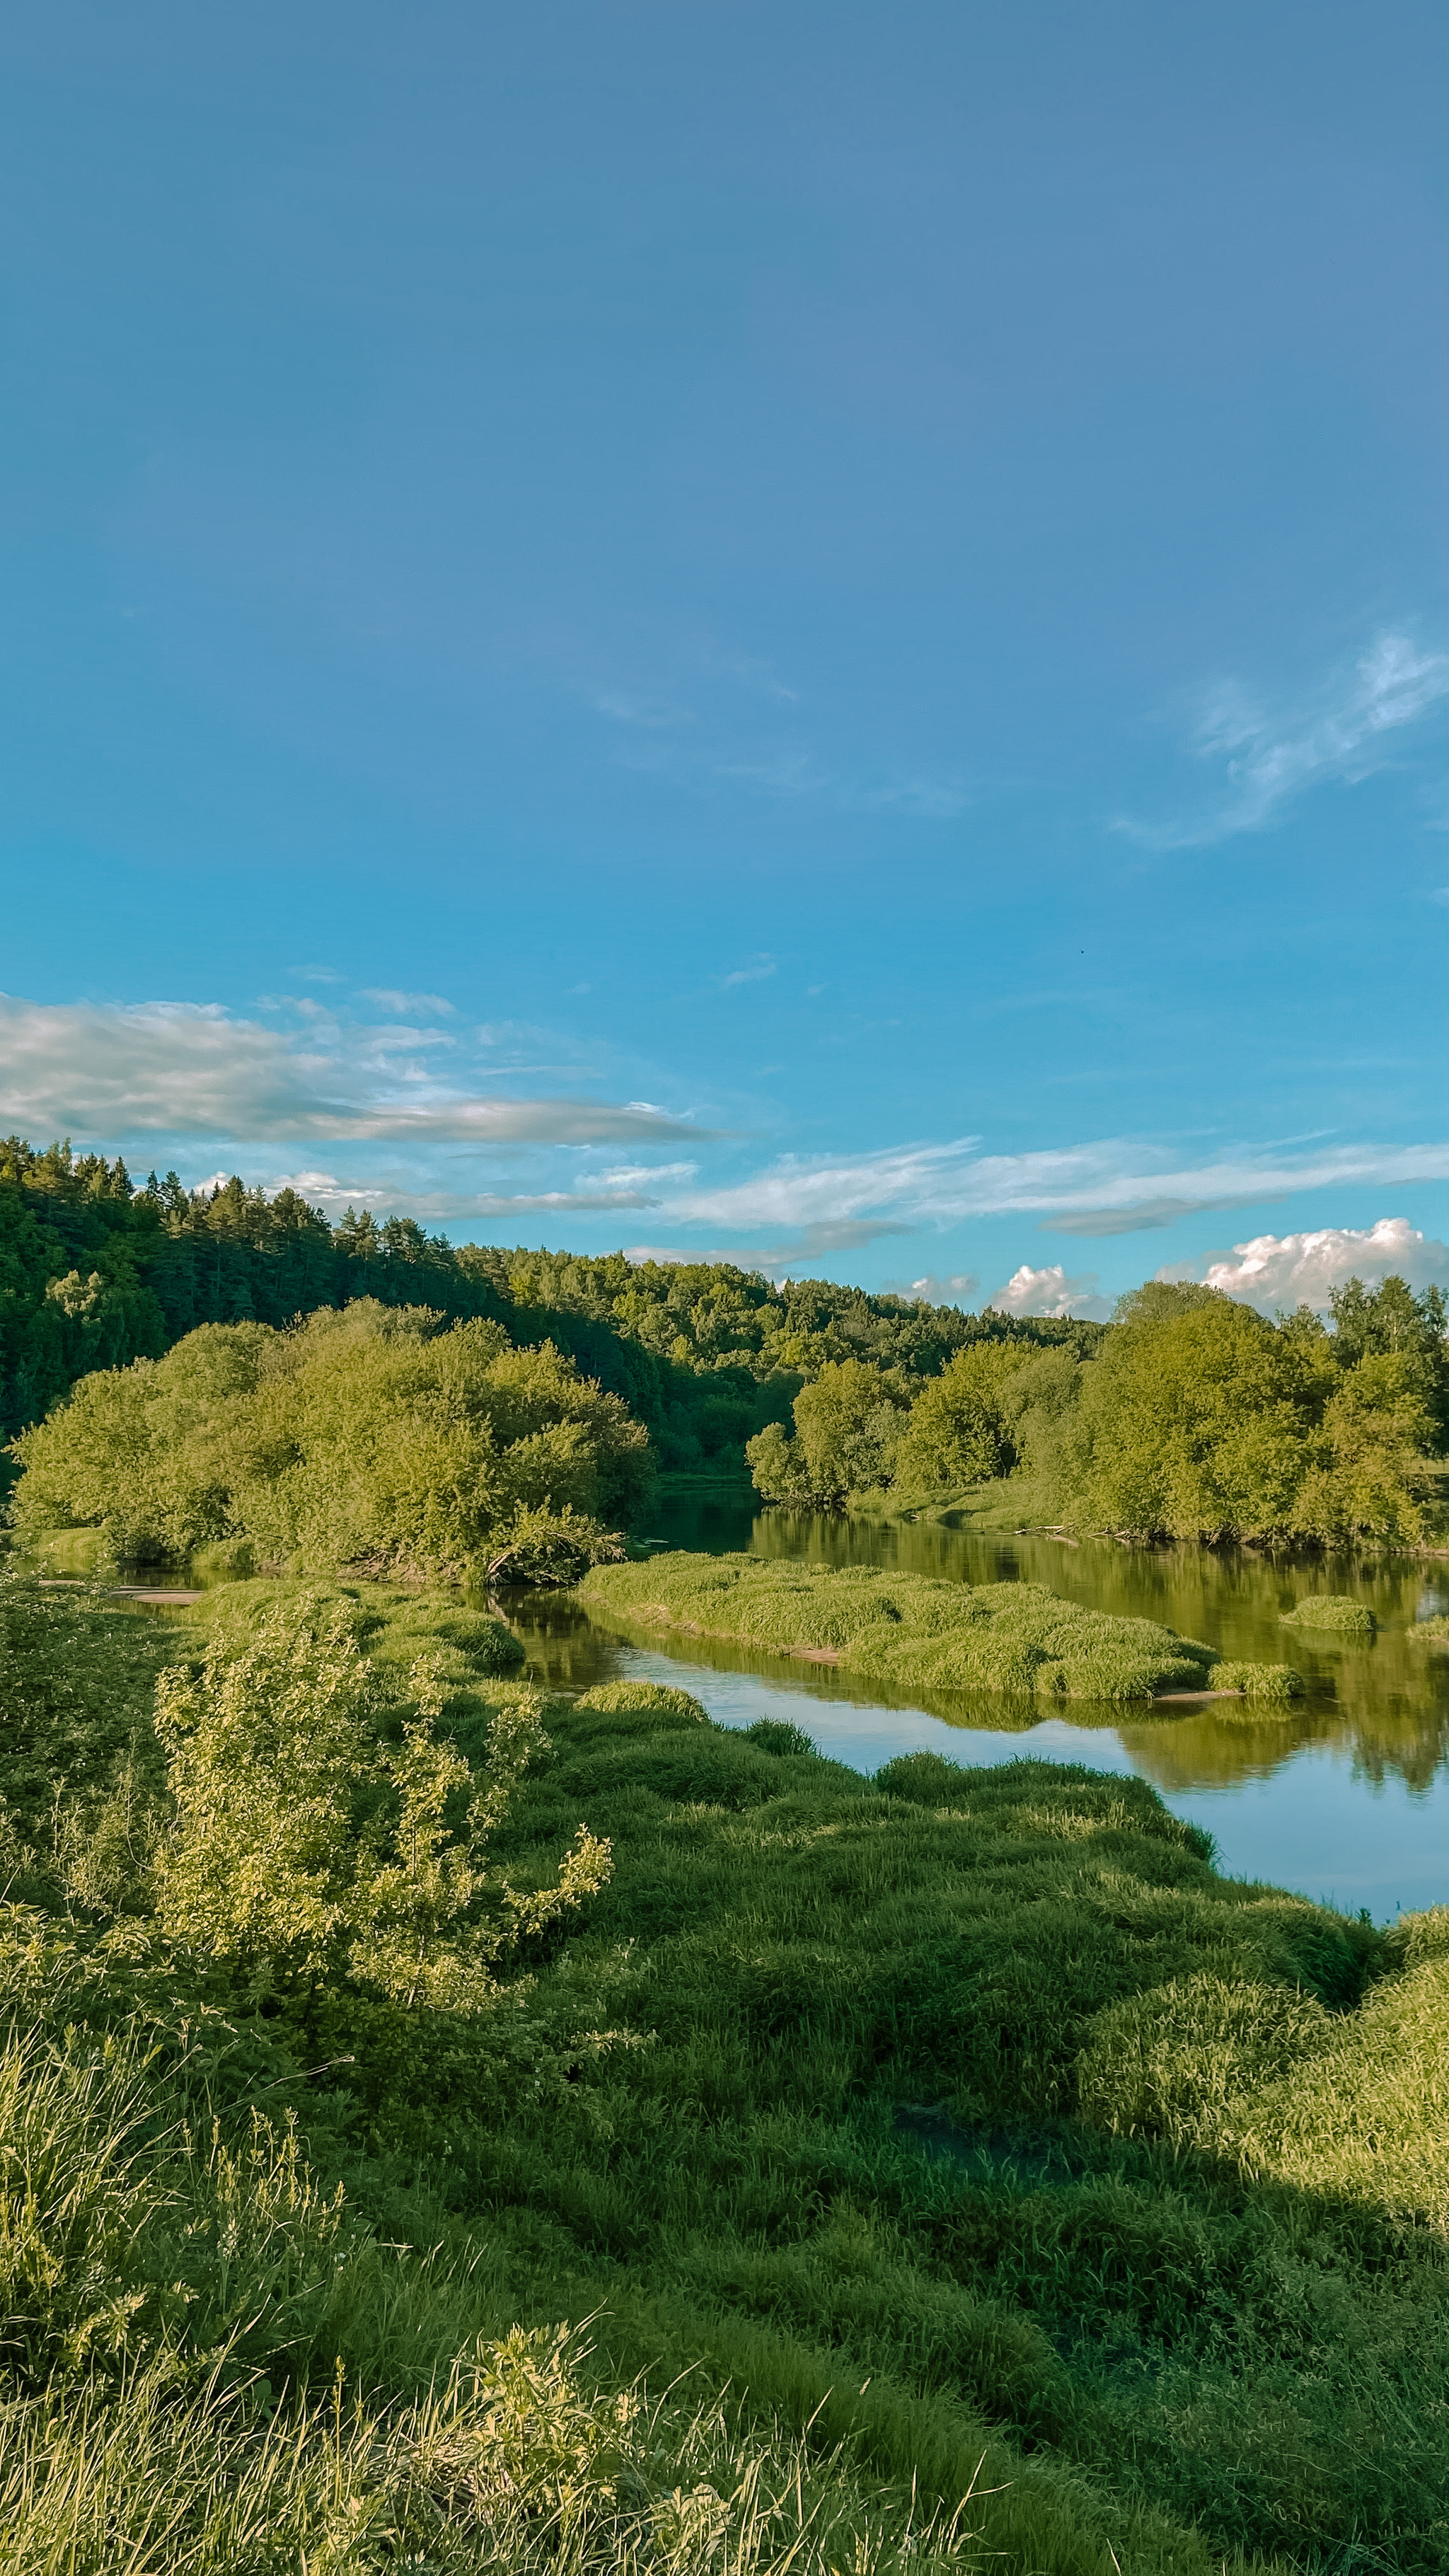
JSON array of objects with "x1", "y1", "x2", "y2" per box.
[
  {"x1": 8, "y1": 1302, "x2": 651, "y2": 1582},
  {"x1": 741, "y1": 1718, "x2": 819, "y2": 1759},
  {"x1": 575, "y1": 1680, "x2": 709, "y2": 1726}
]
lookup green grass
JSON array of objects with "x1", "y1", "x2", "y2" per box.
[
  {"x1": 1280, "y1": 1594, "x2": 1378, "y2": 1639},
  {"x1": 4, "y1": 1571, "x2": 1449, "y2": 2572},
  {"x1": 579, "y1": 1549, "x2": 1283, "y2": 1704}
]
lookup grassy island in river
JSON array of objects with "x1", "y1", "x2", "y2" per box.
[{"x1": 580, "y1": 1551, "x2": 1304, "y2": 1703}]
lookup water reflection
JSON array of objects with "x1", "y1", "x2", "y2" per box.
[{"x1": 508, "y1": 1502, "x2": 1449, "y2": 1924}]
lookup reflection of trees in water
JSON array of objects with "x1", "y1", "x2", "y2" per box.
[
  {"x1": 1342, "y1": 1709, "x2": 1449, "y2": 1795},
  {"x1": 629, "y1": 1510, "x2": 1449, "y2": 1798},
  {"x1": 1119, "y1": 1709, "x2": 1325, "y2": 1793}
]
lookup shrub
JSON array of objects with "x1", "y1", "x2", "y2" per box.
[
  {"x1": 579, "y1": 1552, "x2": 1294, "y2": 1706},
  {"x1": 575, "y1": 1680, "x2": 709, "y2": 1726},
  {"x1": 154, "y1": 1592, "x2": 609, "y2": 2012},
  {"x1": 8, "y1": 1302, "x2": 652, "y2": 1582}
]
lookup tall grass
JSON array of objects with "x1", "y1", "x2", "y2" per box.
[
  {"x1": 581, "y1": 1552, "x2": 1288, "y2": 1703},
  {"x1": 4, "y1": 1573, "x2": 1448, "y2": 2573},
  {"x1": 1280, "y1": 1594, "x2": 1377, "y2": 1639}
]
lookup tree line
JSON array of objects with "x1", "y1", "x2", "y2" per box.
[
  {"x1": 0, "y1": 1138, "x2": 1080, "y2": 1477},
  {"x1": 749, "y1": 1276, "x2": 1449, "y2": 1545}
]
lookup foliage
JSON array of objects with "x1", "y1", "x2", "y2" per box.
[
  {"x1": 8, "y1": 1301, "x2": 651, "y2": 1579},
  {"x1": 0, "y1": 1138, "x2": 1094, "y2": 1484},
  {"x1": 7, "y1": 1572, "x2": 1449, "y2": 2569},
  {"x1": 1280, "y1": 1594, "x2": 1377, "y2": 1638},
  {"x1": 889, "y1": 1342, "x2": 1038, "y2": 1492},
  {"x1": 1207, "y1": 1660, "x2": 1305, "y2": 1703},
  {"x1": 1054, "y1": 1281, "x2": 1441, "y2": 1544},
  {"x1": 748, "y1": 1358, "x2": 916, "y2": 1503},
  {"x1": 154, "y1": 1590, "x2": 610, "y2": 2013},
  {"x1": 749, "y1": 1276, "x2": 1447, "y2": 1545},
  {"x1": 751, "y1": 1344, "x2": 1084, "y2": 1508},
  {"x1": 577, "y1": 1550, "x2": 1302, "y2": 1704}
]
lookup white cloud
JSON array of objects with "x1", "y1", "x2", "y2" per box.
[
  {"x1": 884, "y1": 1273, "x2": 979, "y2": 1307},
  {"x1": 666, "y1": 1133, "x2": 1449, "y2": 1238},
  {"x1": 0, "y1": 995, "x2": 705, "y2": 1147},
  {"x1": 594, "y1": 1162, "x2": 699, "y2": 1187},
  {"x1": 1165, "y1": 1217, "x2": 1449, "y2": 1313},
  {"x1": 265, "y1": 1171, "x2": 662, "y2": 1220},
  {"x1": 357, "y1": 989, "x2": 456, "y2": 1016},
  {"x1": 987, "y1": 1264, "x2": 1112, "y2": 1322},
  {"x1": 720, "y1": 956, "x2": 777, "y2": 989},
  {"x1": 267, "y1": 1169, "x2": 388, "y2": 1205},
  {"x1": 1124, "y1": 631, "x2": 1449, "y2": 845}
]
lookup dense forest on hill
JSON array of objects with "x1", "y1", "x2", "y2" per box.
[{"x1": 0, "y1": 1138, "x2": 1084, "y2": 1474}]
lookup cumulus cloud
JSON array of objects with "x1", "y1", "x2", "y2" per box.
[
  {"x1": 1164, "y1": 1217, "x2": 1449, "y2": 1314},
  {"x1": 891, "y1": 1273, "x2": 980, "y2": 1307},
  {"x1": 1124, "y1": 631, "x2": 1449, "y2": 847},
  {"x1": 0, "y1": 995, "x2": 705, "y2": 1147},
  {"x1": 987, "y1": 1264, "x2": 1112, "y2": 1323}
]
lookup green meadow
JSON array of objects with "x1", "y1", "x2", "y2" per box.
[{"x1": 2, "y1": 1569, "x2": 1447, "y2": 2573}]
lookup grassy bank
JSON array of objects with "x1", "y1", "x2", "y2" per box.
[
  {"x1": 581, "y1": 1550, "x2": 1303, "y2": 1703},
  {"x1": 4, "y1": 1570, "x2": 1448, "y2": 2571}
]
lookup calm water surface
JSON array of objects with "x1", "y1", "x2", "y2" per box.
[{"x1": 511, "y1": 1496, "x2": 1449, "y2": 1926}]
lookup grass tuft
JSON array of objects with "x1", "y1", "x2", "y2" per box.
[{"x1": 1280, "y1": 1594, "x2": 1377, "y2": 1639}]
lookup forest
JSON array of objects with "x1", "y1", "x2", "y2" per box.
[
  {"x1": 750, "y1": 1277, "x2": 1449, "y2": 1547},
  {"x1": 0, "y1": 1138, "x2": 1083, "y2": 1484},
  {"x1": 5, "y1": 1138, "x2": 1445, "y2": 1559}
]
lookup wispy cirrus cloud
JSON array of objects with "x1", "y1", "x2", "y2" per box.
[
  {"x1": 719, "y1": 955, "x2": 777, "y2": 990},
  {"x1": 268, "y1": 1168, "x2": 664, "y2": 1221},
  {"x1": 357, "y1": 988, "x2": 456, "y2": 1017},
  {"x1": 1121, "y1": 631, "x2": 1449, "y2": 848},
  {"x1": 662, "y1": 1133, "x2": 1449, "y2": 1244},
  {"x1": 0, "y1": 995, "x2": 708, "y2": 1148}
]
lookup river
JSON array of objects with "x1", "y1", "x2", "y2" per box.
[{"x1": 509, "y1": 1494, "x2": 1449, "y2": 1927}]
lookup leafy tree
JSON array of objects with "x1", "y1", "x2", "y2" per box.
[
  {"x1": 1328, "y1": 1273, "x2": 1449, "y2": 1445},
  {"x1": 748, "y1": 1359, "x2": 915, "y2": 1502},
  {"x1": 154, "y1": 1593, "x2": 610, "y2": 2011},
  {"x1": 1057, "y1": 1283, "x2": 1435, "y2": 1542},
  {"x1": 891, "y1": 1342, "x2": 1034, "y2": 1490},
  {"x1": 11, "y1": 1301, "x2": 651, "y2": 1580}
]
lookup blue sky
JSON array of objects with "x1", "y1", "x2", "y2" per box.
[{"x1": 3, "y1": 0, "x2": 1447, "y2": 1317}]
